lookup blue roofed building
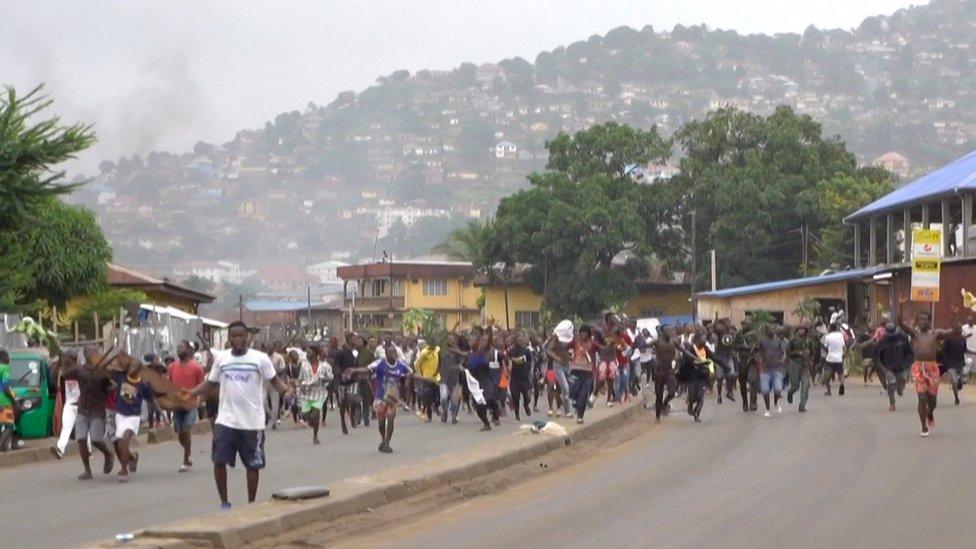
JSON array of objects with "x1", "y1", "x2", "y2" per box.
[{"x1": 696, "y1": 150, "x2": 976, "y2": 328}]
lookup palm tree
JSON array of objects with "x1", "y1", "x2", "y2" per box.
[
  {"x1": 432, "y1": 220, "x2": 515, "y2": 329},
  {"x1": 431, "y1": 220, "x2": 491, "y2": 266}
]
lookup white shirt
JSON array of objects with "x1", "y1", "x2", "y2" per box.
[
  {"x1": 823, "y1": 332, "x2": 846, "y2": 363},
  {"x1": 207, "y1": 349, "x2": 277, "y2": 430},
  {"x1": 626, "y1": 329, "x2": 641, "y2": 361},
  {"x1": 961, "y1": 325, "x2": 976, "y2": 354}
]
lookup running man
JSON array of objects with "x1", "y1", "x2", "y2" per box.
[
  {"x1": 298, "y1": 346, "x2": 332, "y2": 445},
  {"x1": 168, "y1": 340, "x2": 205, "y2": 472},
  {"x1": 367, "y1": 346, "x2": 412, "y2": 453},
  {"x1": 544, "y1": 320, "x2": 574, "y2": 418},
  {"x1": 651, "y1": 328, "x2": 678, "y2": 422},
  {"x1": 111, "y1": 355, "x2": 155, "y2": 482},
  {"x1": 758, "y1": 326, "x2": 788, "y2": 417},
  {"x1": 786, "y1": 324, "x2": 817, "y2": 412},
  {"x1": 874, "y1": 322, "x2": 912, "y2": 411},
  {"x1": 897, "y1": 295, "x2": 958, "y2": 437},
  {"x1": 821, "y1": 324, "x2": 847, "y2": 396},
  {"x1": 185, "y1": 321, "x2": 292, "y2": 510},
  {"x1": 62, "y1": 348, "x2": 115, "y2": 480}
]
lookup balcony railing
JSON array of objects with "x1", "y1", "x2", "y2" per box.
[{"x1": 345, "y1": 296, "x2": 405, "y2": 310}]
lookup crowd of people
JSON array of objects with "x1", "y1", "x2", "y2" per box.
[{"x1": 3, "y1": 295, "x2": 973, "y2": 509}]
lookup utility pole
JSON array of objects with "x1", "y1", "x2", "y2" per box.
[
  {"x1": 710, "y1": 249, "x2": 717, "y2": 291},
  {"x1": 306, "y1": 285, "x2": 312, "y2": 337},
  {"x1": 802, "y1": 224, "x2": 809, "y2": 277},
  {"x1": 690, "y1": 210, "x2": 697, "y2": 294}
]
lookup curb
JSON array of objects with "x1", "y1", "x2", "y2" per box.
[
  {"x1": 0, "y1": 421, "x2": 212, "y2": 470},
  {"x1": 87, "y1": 402, "x2": 644, "y2": 548}
]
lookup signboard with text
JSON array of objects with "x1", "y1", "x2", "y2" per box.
[{"x1": 911, "y1": 228, "x2": 942, "y2": 302}]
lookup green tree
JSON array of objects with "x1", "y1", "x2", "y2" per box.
[
  {"x1": 671, "y1": 106, "x2": 891, "y2": 289},
  {"x1": 492, "y1": 123, "x2": 682, "y2": 319},
  {"x1": 15, "y1": 198, "x2": 113, "y2": 307},
  {"x1": 431, "y1": 220, "x2": 493, "y2": 269},
  {"x1": 0, "y1": 85, "x2": 96, "y2": 308}
]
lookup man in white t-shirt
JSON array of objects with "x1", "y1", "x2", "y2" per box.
[
  {"x1": 187, "y1": 321, "x2": 291, "y2": 511},
  {"x1": 821, "y1": 324, "x2": 847, "y2": 397},
  {"x1": 961, "y1": 314, "x2": 976, "y2": 376}
]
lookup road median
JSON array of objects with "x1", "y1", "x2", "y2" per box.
[{"x1": 87, "y1": 401, "x2": 644, "y2": 548}]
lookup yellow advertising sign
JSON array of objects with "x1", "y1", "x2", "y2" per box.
[{"x1": 911, "y1": 228, "x2": 942, "y2": 302}]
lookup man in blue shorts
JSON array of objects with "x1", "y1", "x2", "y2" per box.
[{"x1": 186, "y1": 321, "x2": 291, "y2": 510}]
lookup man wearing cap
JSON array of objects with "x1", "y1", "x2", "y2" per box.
[{"x1": 545, "y1": 320, "x2": 574, "y2": 418}]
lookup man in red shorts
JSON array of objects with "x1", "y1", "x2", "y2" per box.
[{"x1": 897, "y1": 296, "x2": 960, "y2": 437}]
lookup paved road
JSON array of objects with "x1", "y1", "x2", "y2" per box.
[
  {"x1": 0, "y1": 406, "x2": 529, "y2": 548},
  {"x1": 343, "y1": 385, "x2": 976, "y2": 549}
]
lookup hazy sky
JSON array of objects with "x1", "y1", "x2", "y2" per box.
[{"x1": 1, "y1": 0, "x2": 920, "y2": 175}]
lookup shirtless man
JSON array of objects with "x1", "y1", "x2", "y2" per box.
[
  {"x1": 897, "y1": 295, "x2": 959, "y2": 437},
  {"x1": 650, "y1": 328, "x2": 679, "y2": 422}
]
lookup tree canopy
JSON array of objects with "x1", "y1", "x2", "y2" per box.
[
  {"x1": 0, "y1": 85, "x2": 100, "y2": 309},
  {"x1": 492, "y1": 122, "x2": 682, "y2": 319},
  {"x1": 670, "y1": 106, "x2": 892, "y2": 289}
]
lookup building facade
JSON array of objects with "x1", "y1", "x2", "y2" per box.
[
  {"x1": 696, "y1": 149, "x2": 976, "y2": 329},
  {"x1": 337, "y1": 261, "x2": 480, "y2": 332}
]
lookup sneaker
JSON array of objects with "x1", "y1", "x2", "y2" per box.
[
  {"x1": 220, "y1": 502, "x2": 232, "y2": 511},
  {"x1": 576, "y1": 418, "x2": 584, "y2": 424},
  {"x1": 776, "y1": 405, "x2": 782, "y2": 414},
  {"x1": 763, "y1": 410, "x2": 772, "y2": 418},
  {"x1": 798, "y1": 406, "x2": 806, "y2": 413},
  {"x1": 50, "y1": 446, "x2": 64, "y2": 460},
  {"x1": 606, "y1": 401, "x2": 615, "y2": 408},
  {"x1": 839, "y1": 385, "x2": 845, "y2": 396},
  {"x1": 588, "y1": 395, "x2": 595, "y2": 405},
  {"x1": 179, "y1": 464, "x2": 191, "y2": 473},
  {"x1": 824, "y1": 390, "x2": 832, "y2": 397},
  {"x1": 451, "y1": 417, "x2": 459, "y2": 425},
  {"x1": 920, "y1": 430, "x2": 930, "y2": 438},
  {"x1": 547, "y1": 410, "x2": 554, "y2": 417}
]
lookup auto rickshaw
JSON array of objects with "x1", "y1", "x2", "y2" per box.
[{"x1": 7, "y1": 351, "x2": 54, "y2": 439}]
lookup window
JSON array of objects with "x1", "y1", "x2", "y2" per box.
[
  {"x1": 392, "y1": 279, "x2": 404, "y2": 296},
  {"x1": 515, "y1": 311, "x2": 541, "y2": 328},
  {"x1": 640, "y1": 308, "x2": 666, "y2": 318},
  {"x1": 423, "y1": 279, "x2": 448, "y2": 296}
]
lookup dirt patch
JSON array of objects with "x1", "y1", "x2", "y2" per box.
[{"x1": 254, "y1": 412, "x2": 656, "y2": 548}]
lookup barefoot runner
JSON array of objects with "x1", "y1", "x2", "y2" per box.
[
  {"x1": 168, "y1": 340, "x2": 205, "y2": 472},
  {"x1": 897, "y1": 296, "x2": 958, "y2": 437}
]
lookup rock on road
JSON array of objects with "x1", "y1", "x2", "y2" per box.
[{"x1": 340, "y1": 385, "x2": 976, "y2": 549}]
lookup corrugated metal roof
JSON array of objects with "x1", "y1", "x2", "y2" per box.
[
  {"x1": 694, "y1": 267, "x2": 882, "y2": 299},
  {"x1": 846, "y1": 150, "x2": 976, "y2": 222}
]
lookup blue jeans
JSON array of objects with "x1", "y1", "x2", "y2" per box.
[
  {"x1": 615, "y1": 361, "x2": 631, "y2": 400},
  {"x1": 760, "y1": 370, "x2": 785, "y2": 395},
  {"x1": 554, "y1": 363, "x2": 572, "y2": 415},
  {"x1": 439, "y1": 382, "x2": 460, "y2": 421},
  {"x1": 569, "y1": 370, "x2": 594, "y2": 419}
]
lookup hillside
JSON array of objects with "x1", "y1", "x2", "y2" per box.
[{"x1": 70, "y1": 0, "x2": 976, "y2": 293}]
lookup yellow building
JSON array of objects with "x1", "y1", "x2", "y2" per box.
[
  {"x1": 337, "y1": 261, "x2": 481, "y2": 332},
  {"x1": 478, "y1": 272, "x2": 693, "y2": 330}
]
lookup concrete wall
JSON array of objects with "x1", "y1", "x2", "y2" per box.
[
  {"x1": 482, "y1": 283, "x2": 693, "y2": 328},
  {"x1": 624, "y1": 288, "x2": 693, "y2": 318},
  {"x1": 697, "y1": 281, "x2": 847, "y2": 325}
]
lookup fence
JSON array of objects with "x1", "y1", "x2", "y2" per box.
[{"x1": 0, "y1": 314, "x2": 27, "y2": 350}]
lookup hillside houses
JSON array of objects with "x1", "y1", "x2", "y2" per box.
[{"x1": 67, "y1": 0, "x2": 976, "y2": 300}]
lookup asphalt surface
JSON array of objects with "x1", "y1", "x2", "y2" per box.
[
  {"x1": 0, "y1": 405, "x2": 527, "y2": 548},
  {"x1": 343, "y1": 384, "x2": 976, "y2": 549}
]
